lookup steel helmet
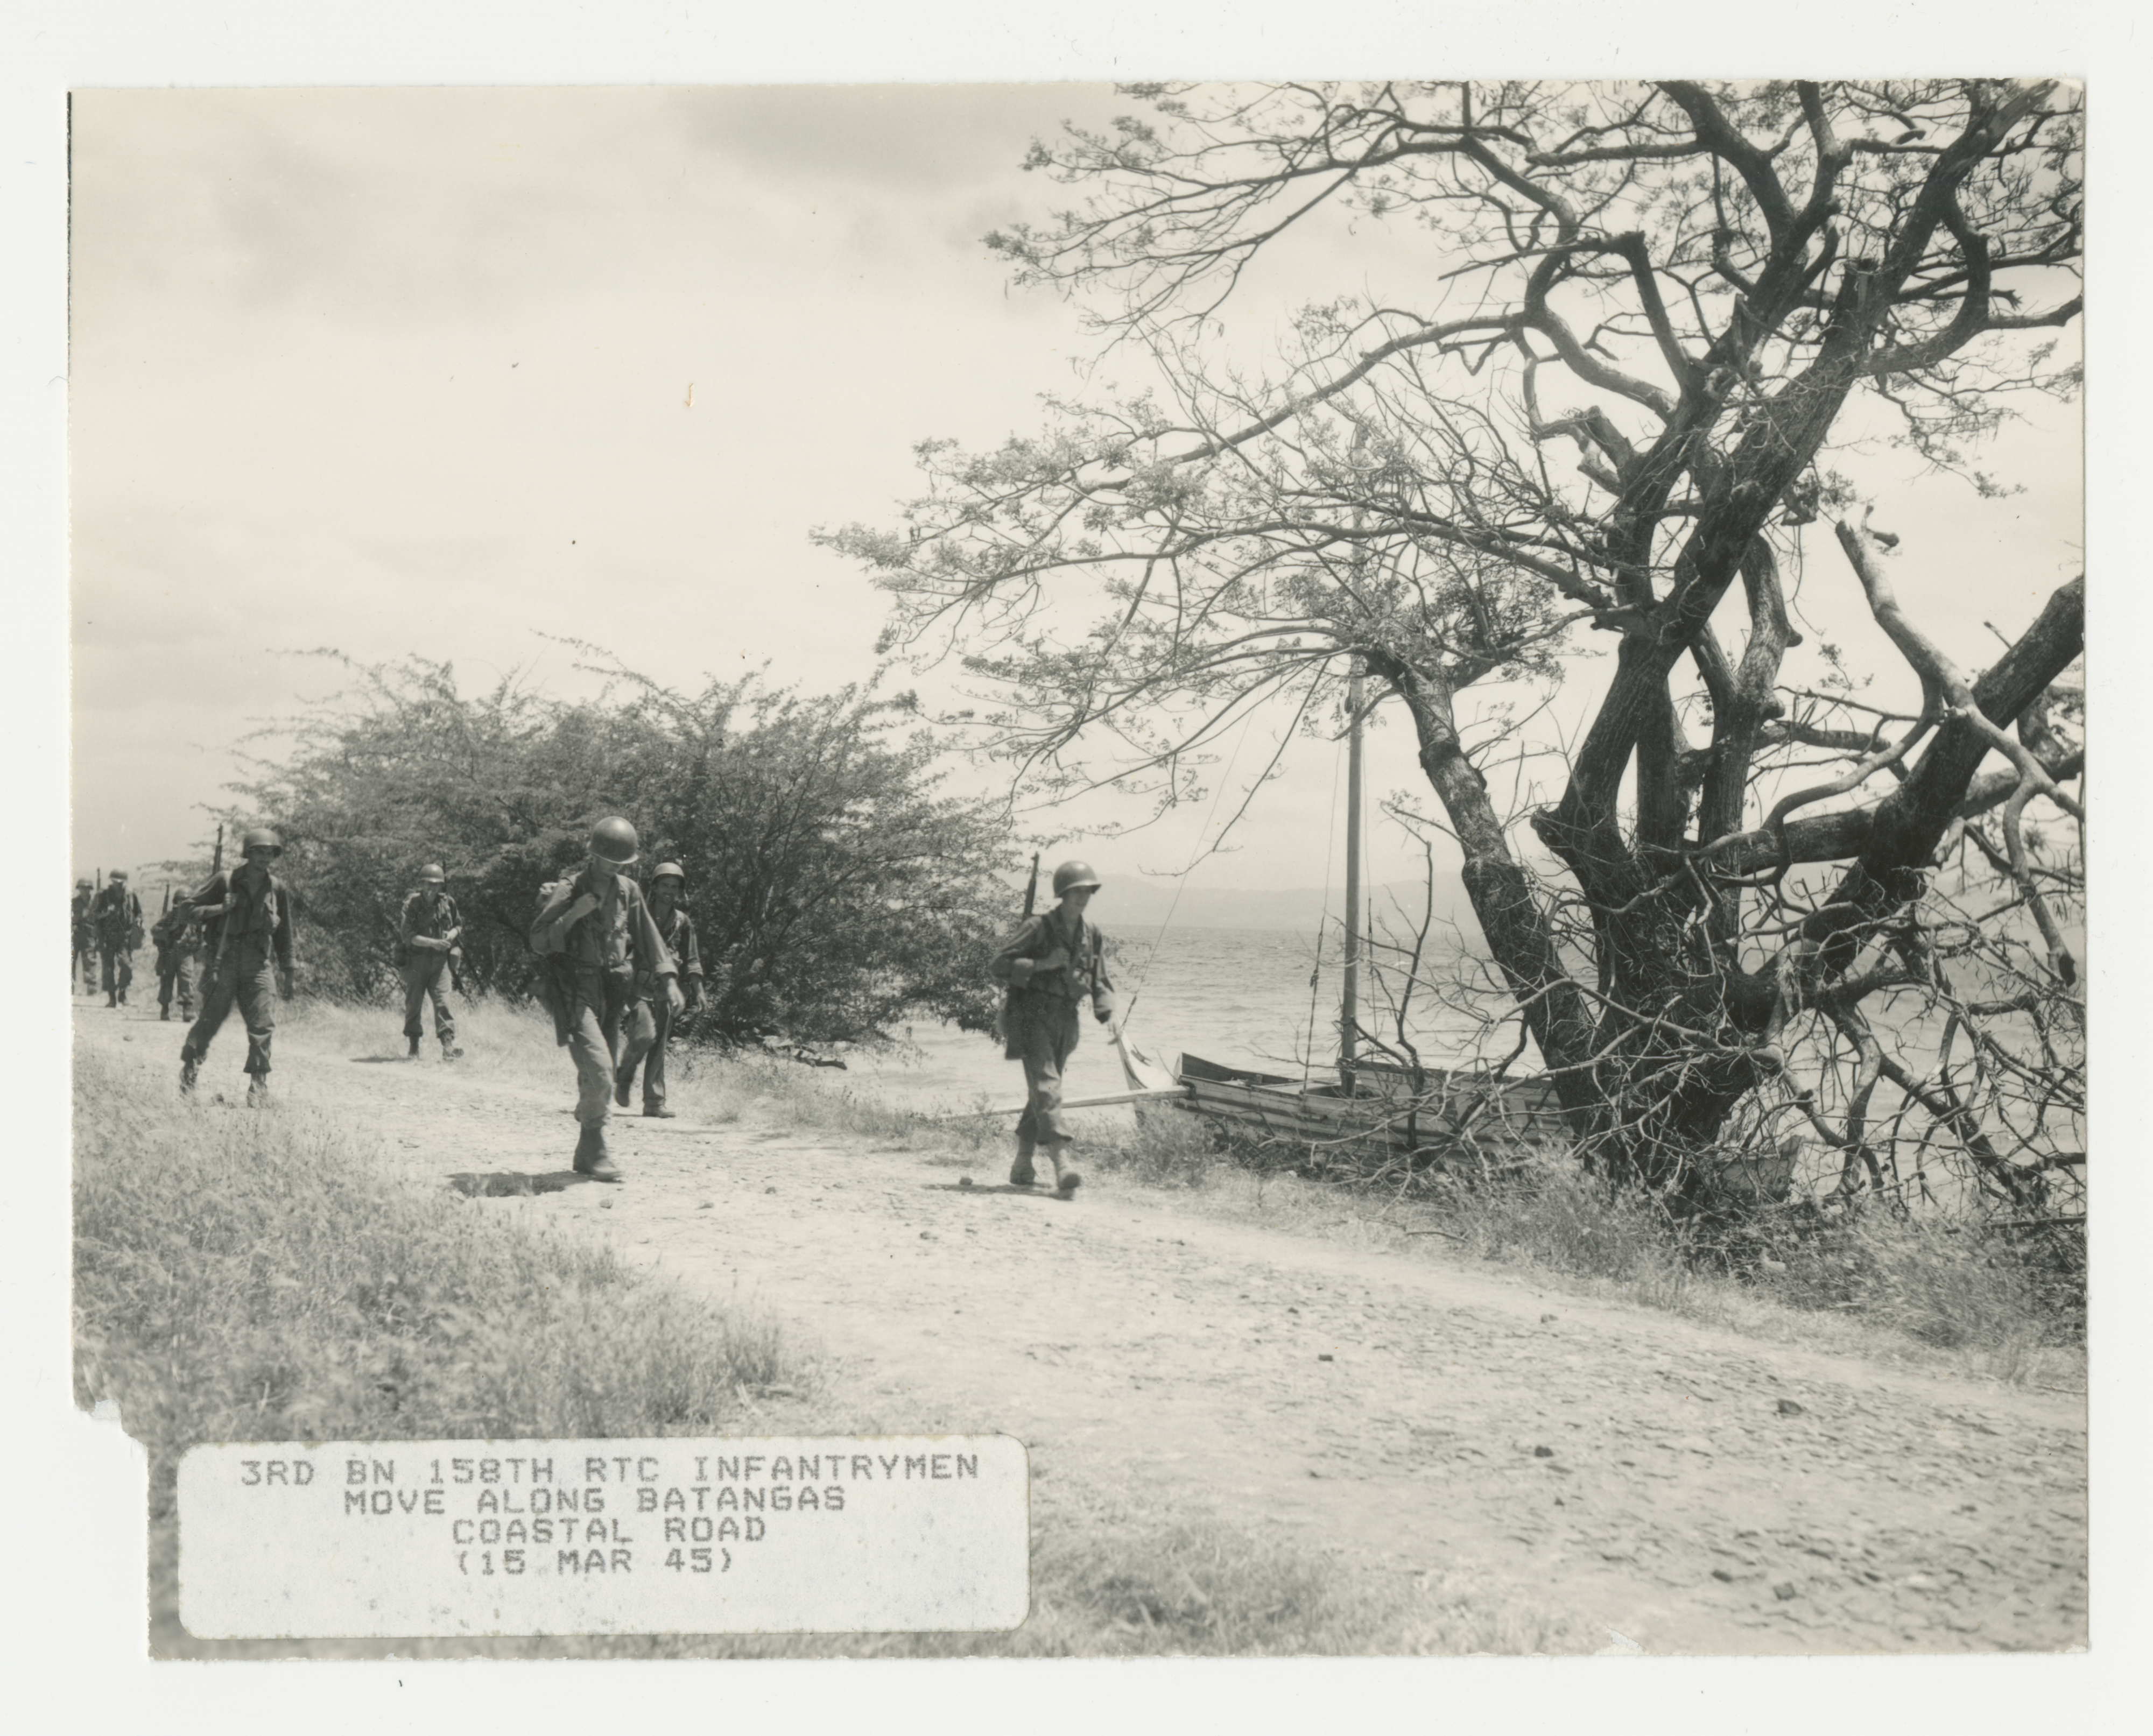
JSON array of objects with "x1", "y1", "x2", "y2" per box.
[
  {"x1": 110, "y1": 869, "x2": 129, "y2": 882},
  {"x1": 74, "y1": 877, "x2": 91, "y2": 890},
  {"x1": 651, "y1": 861, "x2": 686, "y2": 885},
  {"x1": 418, "y1": 863, "x2": 446, "y2": 884},
  {"x1": 588, "y1": 816, "x2": 639, "y2": 866},
  {"x1": 241, "y1": 827, "x2": 283, "y2": 857},
  {"x1": 1051, "y1": 859, "x2": 1102, "y2": 896}
]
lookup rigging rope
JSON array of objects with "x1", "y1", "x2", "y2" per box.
[
  {"x1": 1118, "y1": 702, "x2": 1262, "y2": 1028},
  {"x1": 1301, "y1": 733, "x2": 1347, "y2": 1096}
]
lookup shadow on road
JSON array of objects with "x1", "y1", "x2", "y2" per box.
[
  {"x1": 924, "y1": 1181, "x2": 1065, "y2": 1201},
  {"x1": 350, "y1": 1054, "x2": 416, "y2": 1065},
  {"x1": 448, "y1": 1169, "x2": 586, "y2": 1197}
]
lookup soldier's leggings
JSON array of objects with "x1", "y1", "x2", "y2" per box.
[
  {"x1": 100, "y1": 947, "x2": 135, "y2": 999},
  {"x1": 615, "y1": 994, "x2": 673, "y2": 1110},
  {"x1": 400, "y1": 953, "x2": 456, "y2": 1045},
  {"x1": 180, "y1": 940, "x2": 277, "y2": 1077},
  {"x1": 1011, "y1": 1001, "x2": 1082, "y2": 1154},
  {"x1": 157, "y1": 951, "x2": 196, "y2": 1018}
]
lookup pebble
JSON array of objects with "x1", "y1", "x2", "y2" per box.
[
  {"x1": 1777, "y1": 1399, "x2": 1806, "y2": 1416},
  {"x1": 1774, "y1": 1582, "x2": 1799, "y2": 1600}
]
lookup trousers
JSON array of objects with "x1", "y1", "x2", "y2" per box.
[
  {"x1": 74, "y1": 941, "x2": 95, "y2": 991},
  {"x1": 100, "y1": 947, "x2": 135, "y2": 999},
  {"x1": 615, "y1": 994, "x2": 673, "y2": 1110},
  {"x1": 157, "y1": 950, "x2": 196, "y2": 1017},
  {"x1": 562, "y1": 966, "x2": 657, "y2": 1128},
  {"x1": 181, "y1": 941, "x2": 277, "y2": 1077},
  {"x1": 1011, "y1": 1000, "x2": 1082, "y2": 1153},
  {"x1": 400, "y1": 953, "x2": 456, "y2": 1044}
]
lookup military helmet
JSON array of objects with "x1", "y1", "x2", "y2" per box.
[
  {"x1": 418, "y1": 862, "x2": 446, "y2": 884},
  {"x1": 588, "y1": 816, "x2": 639, "y2": 866},
  {"x1": 1052, "y1": 859, "x2": 1102, "y2": 896},
  {"x1": 110, "y1": 869, "x2": 129, "y2": 883},
  {"x1": 75, "y1": 877, "x2": 91, "y2": 890},
  {"x1": 241, "y1": 827, "x2": 283, "y2": 858},
  {"x1": 651, "y1": 860, "x2": 686, "y2": 885}
]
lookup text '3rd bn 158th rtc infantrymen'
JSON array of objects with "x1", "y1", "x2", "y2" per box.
[
  {"x1": 990, "y1": 859, "x2": 1115, "y2": 1198},
  {"x1": 177, "y1": 829, "x2": 297, "y2": 1105},
  {"x1": 529, "y1": 817, "x2": 682, "y2": 1183}
]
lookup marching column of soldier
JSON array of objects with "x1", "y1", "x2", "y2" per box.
[{"x1": 73, "y1": 821, "x2": 1116, "y2": 1196}]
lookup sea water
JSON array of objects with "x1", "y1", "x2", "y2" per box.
[{"x1": 842, "y1": 925, "x2": 1500, "y2": 1118}]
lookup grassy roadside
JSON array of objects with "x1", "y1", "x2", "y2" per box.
[{"x1": 74, "y1": 1014, "x2": 1582, "y2": 1657}]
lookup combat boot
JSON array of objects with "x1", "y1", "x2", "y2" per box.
[
  {"x1": 407, "y1": 1034, "x2": 421, "y2": 1058},
  {"x1": 179, "y1": 1055, "x2": 199, "y2": 1095},
  {"x1": 614, "y1": 1071, "x2": 633, "y2": 1109},
  {"x1": 643, "y1": 1104, "x2": 676, "y2": 1118},
  {"x1": 1046, "y1": 1140, "x2": 1082, "y2": 1198},
  {"x1": 441, "y1": 1039, "x2": 463, "y2": 1061},
  {"x1": 1009, "y1": 1140, "x2": 1037, "y2": 1188},
  {"x1": 245, "y1": 1076, "x2": 270, "y2": 1107},
  {"x1": 104, "y1": 991, "x2": 116, "y2": 1008},
  {"x1": 159, "y1": 1006, "x2": 170, "y2": 1021},
  {"x1": 573, "y1": 1123, "x2": 622, "y2": 1183}
]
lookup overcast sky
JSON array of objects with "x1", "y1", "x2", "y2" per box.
[{"x1": 68, "y1": 82, "x2": 2082, "y2": 900}]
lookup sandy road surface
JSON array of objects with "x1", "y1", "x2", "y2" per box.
[{"x1": 85, "y1": 1004, "x2": 2088, "y2": 1653}]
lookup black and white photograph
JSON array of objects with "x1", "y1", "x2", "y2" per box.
[{"x1": 18, "y1": 4, "x2": 2134, "y2": 1720}]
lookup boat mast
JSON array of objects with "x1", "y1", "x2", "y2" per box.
[{"x1": 1339, "y1": 655, "x2": 1363, "y2": 1096}]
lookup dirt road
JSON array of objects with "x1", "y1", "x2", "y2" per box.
[{"x1": 87, "y1": 1003, "x2": 2088, "y2": 1653}]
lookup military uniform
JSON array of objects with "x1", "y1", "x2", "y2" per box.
[
  {"x1": 398, "y1": 880, "x2": 463, "y2": 1056},
  {"x1": 615, "y1": 891, "x2": 702, "y2": 1115},
  {"x1": 89, "y1": 878, "x2": 144, "y2": 1006},
  {"x1": 179, "y1": 861, "x2": 295, "y2": 1090},
  {"x1": 530, "y1": 867, "x2": 678, "y2": 1141},
  {"x1": 151, "y1": 905, "x2": 202, "y2": 1020},
  {"x1": 991, "y1": 900, "x2": 1115, "y2": 1184},
  {"x1": 71, "y1": 884, "x2": 96, "y2": 992}
]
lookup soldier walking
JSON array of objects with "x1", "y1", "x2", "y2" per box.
[
  {"x1": 177, "y1": 828, "x2": 297, "y2": 1103},
  {"x1": 71, "y1": 877, "x2": 96, "y2": 993},
  {"x1": 990, "y1": 860, "x2": 1116, "y2": 1197},
  {"x1": 150, "y1": 899, "x2": 202, "y2": 1022},
  {"x1": 90, "y1": 870, "x2": 144, "y2": 1008},
  {"x1": 398, "y1": 863, "x2": 465, "y2": 1061},
  {"x1": 614, "y1": 860, "x2": 704, "y2": 1118},
  {"x1": 529, "y1": 817, "x2": 681, "y2": 1182}
]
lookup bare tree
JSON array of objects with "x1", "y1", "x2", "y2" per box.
[{"x1": 822, "y1": 80, "x2": 2084, "y2": 1208}]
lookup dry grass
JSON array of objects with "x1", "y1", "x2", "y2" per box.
[{"x1": 73, "y1": 1038, "x2": 812, "y2": 1653}]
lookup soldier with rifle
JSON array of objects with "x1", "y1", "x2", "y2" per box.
[
  {"x1": 150, "y1": 882, "x2": 202, "y2": 1021},
  {"x1": 71, "y1": 877, "x2": 96, "y2": 993},
  {"x1": 176, "y1": 827, "x2": 297, "y2": 1104},
  {"x1": 989, "y1": 857, "x2": 1116, "y2": 1197},
  {"x1": 89, "y1": 870, "x2": 145, "y2": 1008},
  {"x1": 614, "y1": 859, "x2": 704, "y2": 1118},
  {"x1": 528, "y1": 817, "x2": 681, "y2": 1183},
  {"x1": 397, "y1": 863, "x2": 465, "y2": 1061}
]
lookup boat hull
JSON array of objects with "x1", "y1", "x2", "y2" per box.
[{"x1": 1171, "y1": 1052, "x2": 1569, "y2": 1159}]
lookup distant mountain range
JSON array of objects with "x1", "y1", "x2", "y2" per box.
[{"x1": 1091, "y1": 873, "x2": 1482, "y2": 942}]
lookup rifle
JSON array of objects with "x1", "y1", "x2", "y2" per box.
[
  {"x1": 1022, "y1": 852, "x2": 1040, "y2": 920},
  {"x1": 161, "y1": 883, "x2": 171, "y2": 916},
  {"x1": 212, "y1": 824, "x2": 224, "y2": 875}
]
